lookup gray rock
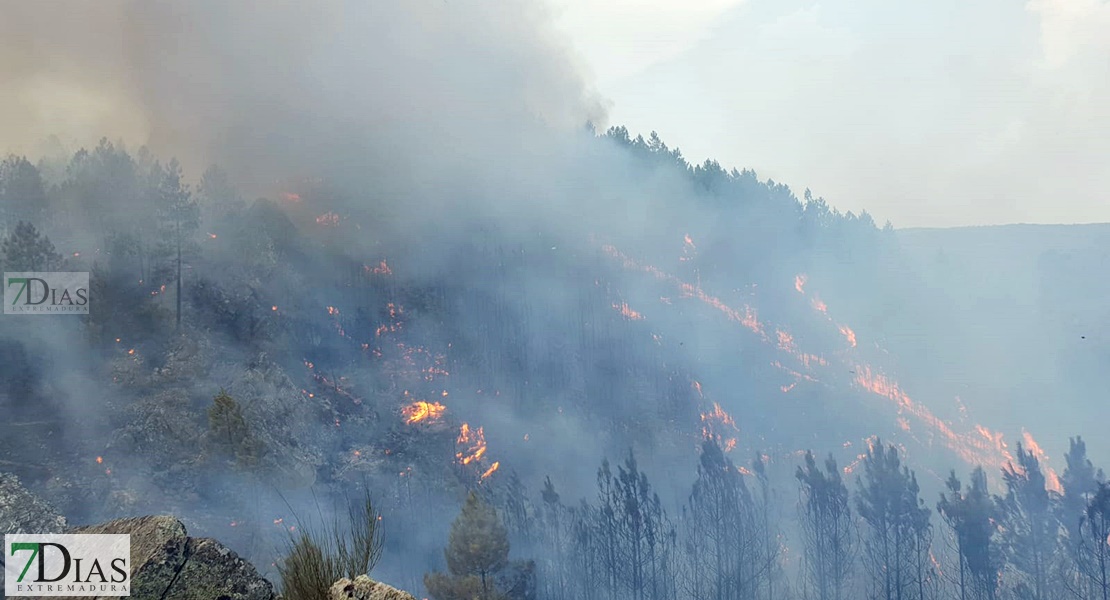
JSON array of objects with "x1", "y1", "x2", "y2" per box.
[
  {"x1": 68, "y1": 515, "x2": 275, "y2": 600},
  {"x1": 0, "y1": 472, "x2": 68, "y2": 534},
  {"x1": 328, "y1": 575, "x2": 416, "y2": 600}
]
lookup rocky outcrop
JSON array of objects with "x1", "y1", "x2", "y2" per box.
[
  {"x1": 0, "y1": 475, "x2": 421, "y2": 600},
  {"x1": 0, "y1": 472, "x2": 68, "y2": 534},
  {"x1": 328, "y1": 575, "x2": 417, "y2": 600},
  {"x1": 69, "y1": 515, "x2": 275, "y2": 600}
]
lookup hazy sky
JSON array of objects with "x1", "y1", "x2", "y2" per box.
[
  {"x1": 2, "y1": 0, "x2": 1106, "y2": 228},
  {"x1": 551, "y1": 0, "x2": 1110, "y2": 227}
]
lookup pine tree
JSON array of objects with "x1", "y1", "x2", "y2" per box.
[
  {"x1": 206, "y1": 389, "x2": 264, "y2": 467},
  {"x1": 855, "y1": 440, "x2": 934, "y2": 600},
  {"x1": 796, "y1": 451, "x2": 855, "y2": 600},
  {"x1": 685, "y1": 439, "x2": 763, "y2": 600},
  {"x1": 1059, "y1": 436, "x2": 1103, "y2": 598},
  {"x1": 196, "y1": 164, "x2": 243, "y2": 222},
  {"x1": 1078, "y1": 483, "x2": 1110, "y2": 600},
  {"x1": 997, "y1": 443, "x2": 1059, "y2": 600},
  {"x1": 1, "y1": 221, "x2": 62, "y2": 271},
  {"x1": 539, "y1": 476, "x2": 570, "y2": 600},
  {"x1": 151, "y1": 159, "x2": 198, "y2": 329},
  {"x1": 0, "y1": 155, "x2": 48, "y2": 227},
  {"x1": 426, "y1": 492, "x2": 511, "y2": 600},
  {"x1": 938, "y1": 468, "x2": 998, "y2": 600}
]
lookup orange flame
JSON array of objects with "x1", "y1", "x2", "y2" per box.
[
  {"x1": 602, "y1": 245, "x2": 765, "y2": 338},
  {"x1": 95, "y1": 456, "x2": 103, "y2": 464},
  {"x1": 612, "y1": 302, "x2": 644, "y2": 321},
  {"x1": 776, "y1": 330, "x2": 796, "y2": 353},
  {"x1": 839, "y1": 324, "x2": 857, "y2": 348},
  {"x1": 481, "y1": 462, "x2": 501, "y2": 479},
  {"x1": 456, "y1": 424, "x2": 488, "y2": 466},
  {"x1": 1021, "y1": 430, "x2": 1063, "y2": 493},
  {"x1": 701, "y1": 402, "x2": 739, "y2": 451},
  {"x1": 854, "y1": 366, "x2": 1015, "y2": 469},
  {"x1": 681, "y1": 234, "x2": 697, "y2": 261},
  {"x1": 281, "y1": 192, "x2": 301, "y2": 202},
  {"x1": 365, "y1": 260, "x2": 392, "y2": 275},
  {"x1": 701, "y1": 402, "x2": 737, "y2": 429},
  {"x1": 403, "y1": 401, "x2": 446, "y2": 425}
]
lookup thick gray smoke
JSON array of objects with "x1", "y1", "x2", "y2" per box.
[{"x1": 0, "y1": 0, "x2": 607, "y2": 188}]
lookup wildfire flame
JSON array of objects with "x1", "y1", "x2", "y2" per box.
[
  {"x1": 481, "y1": 462, "x2": 501, "y2": 479},
  {"x1": 680, "y1": 233, "x2": 697, "y2": 262},
  {"x1": 456, "y1": 424, "x2": 488, "y2": 466},
  {"x1": 776, "y1": 330, "x2": 796, "y2": 353},
  {"x1": 1021, "y1": 430, "x2": 1063, "y2": 493},
  {"x1": 612, "y1": 302, "x2": 644, "y2": 321},
  {"x1": 609, "y1": 254, "x2": 1052, "y2": 481},
  {"x1": 775, "y1": 329, "x2": 828, "y2": 369},
  {"x1": 365, "y1": 260, "x2": 392, "y2": 275},
  {"x1": 701, "y1": 402, "x2": 737, "y2": 429},
  {"x1": 701, "y1": 402, "x2": 739, "y2": 451},
  {"x1": 854, "y1": 366, "x2": 1017, "y2": 469},
  {"x1": 839, "y1": 324, "x2": 858, "y2": 348},
  {"x1": 602, "y1": 245, "x2": 765, "y2": 338},
  {"x1": 402, "y1": 401, "x2": 446, "y2": 425}
]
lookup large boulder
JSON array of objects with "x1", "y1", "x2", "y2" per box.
[
  {"x1": 328, "y1": 575, "x2": 416, "y2": 600},
  {"x1": 0, "y1": 472, "x2": 68, "y2": 534},
  {"x1": 70, "y1": 515, "x2": 275, "y2": 600}
]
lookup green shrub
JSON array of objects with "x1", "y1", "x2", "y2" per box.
[
  {"x1": 206, "y1": 389, "x2": 265, "y2": 467},
  {"x1": 278, "y1": 492, "x2": 384, "y2": 600}
]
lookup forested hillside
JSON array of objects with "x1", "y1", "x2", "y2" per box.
[{"x1": 2, "y1": 126, "x2": 1107, "y2": 600}]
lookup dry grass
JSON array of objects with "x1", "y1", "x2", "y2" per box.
[{"x1": 277, "y1": 492, "x2": 384, "y2": 600}]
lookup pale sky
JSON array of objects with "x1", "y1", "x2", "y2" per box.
[
  {"x1": 549, "y1": 0, "x2": 1110, "y2": 228},
  {"x1": 2, "y1": 0, "x2": 1107, "y2": 228}
]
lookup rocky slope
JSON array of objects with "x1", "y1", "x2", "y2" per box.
[{"x1": 0, "y1": 472, "x2": 415, "y2": 600}]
